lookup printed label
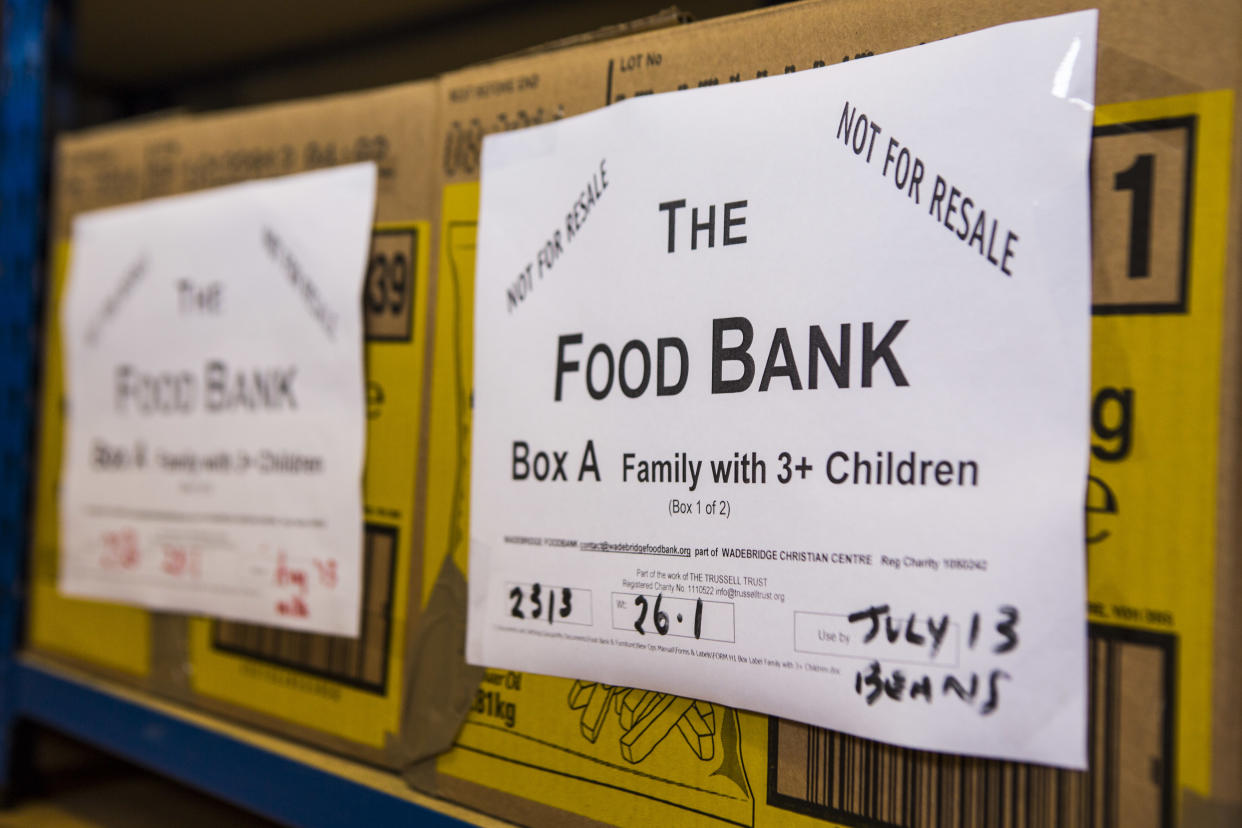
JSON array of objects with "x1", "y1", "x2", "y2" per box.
[
  {"x1": 465, "y1": 14, "x2": 1097, "y2": 767},
  {"x1": 59, "y1": 164, "x2": 375, "y2": 635}
]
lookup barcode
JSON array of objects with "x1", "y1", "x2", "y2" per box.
[
  {"x1": 768, "y1": 624, "x2": 1174, "y2": 828},
  {"x1": 211, "y1": 523, "x2": 397, "y2": 693}
]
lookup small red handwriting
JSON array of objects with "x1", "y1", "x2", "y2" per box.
[
  {"x1": 160, "y1": 544, "x2": 202, "y2": 578},
  {"x1": 271, "y1": 552, "x2": 338, "y2": 618},
  {"x1": 276, "y1": 595, "x2": 309, "y2": 617},
  {"x1": 274, "y1": 552, "x2": 308, "y2": 594},
  {"x1": 273, "y1": 550, "x2": 313, "y2": 618},
  {"x1": 100, "y1": 529, "x2": 140, "y2": 569},
  {"x1": 313, "y1": 558, "x2": 337, "y2": 588}
]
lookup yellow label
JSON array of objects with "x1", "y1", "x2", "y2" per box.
[
  {"x1": 433, "y1": 91, "x2": 1233, "y2": 827},
  {"x1": 1084, "y1": 90, "x2": 1232, "y2": 815},
  {"x1": 188, "y1": 220, "x2": 431, "y2": 747}
]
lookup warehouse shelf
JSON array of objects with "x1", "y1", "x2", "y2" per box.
[{"x1": 9, "y1": 654, "x2": 492, "y2": 827}]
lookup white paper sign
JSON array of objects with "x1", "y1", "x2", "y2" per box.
[
  {"x1": 60, "y1": 163, "x2": 375, "y2": 636},
  {"x1": 467, "y1": 13, "x2": 1096, "y2": 767}
]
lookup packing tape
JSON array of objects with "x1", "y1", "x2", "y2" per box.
[{"x1": 387, "y1": 555, "x2": 484, "y2": 789}]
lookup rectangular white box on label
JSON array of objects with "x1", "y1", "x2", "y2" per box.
[
  {"x1": 467, "y1": 13, "x2": 1096, "y2": 767},
  {"x1": 60, "y1": 163, "x2": 376, "y2": 636}
]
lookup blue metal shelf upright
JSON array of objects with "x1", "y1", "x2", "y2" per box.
[
  {"x1": 0, "y1": 4, "x2": 472, "y2": 823},
  {"x1": 9, "y1": 660, "x2": 470, "y2": 827},
  {"x1": 0, "y1": 0, "x2": 46, "y2": 798}
]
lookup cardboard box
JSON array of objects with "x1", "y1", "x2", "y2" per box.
[
  {"x1": 29, "y1": 80, "x2": 443, "y2": 767},
  {"x1": 27, "y1": 11, "x2": 692, "y2": 774},
  {"x1": 174, "y1": 82, "x2": 440, "y2": 766},
  {"x1": 415, "y1": 1, "x2": 1242, "y2": 825}
]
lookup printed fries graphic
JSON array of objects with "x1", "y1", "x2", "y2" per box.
[{"x1": 568, "y1": 681, "x2": 717, "y2": 763}]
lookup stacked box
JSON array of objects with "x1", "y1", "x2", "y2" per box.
[
  {"x1": 30, "y1": 80, "x2": 442, "y2": 766},
  {"x1": 416, "y1": 1, "x2": 1242, "y2": 825},
  {"x1": 28, "y1": 10, "x2": 689, "y2": 773}
]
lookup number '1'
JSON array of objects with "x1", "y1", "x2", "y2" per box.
[{"x1": 1114, "y1": 153, "x2": 1155, "y2": 279}]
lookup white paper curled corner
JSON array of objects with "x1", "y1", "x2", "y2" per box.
[{"x1": 1049, "y1": 9, "x2": 1097, "y2": 111}]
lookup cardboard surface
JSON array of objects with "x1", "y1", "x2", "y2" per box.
[
  {"x1": 417, "y1": 1, "x2": 1242, "y2": 825},
  {"x1": 29, "y1": 80, "x2": 441, "y2": 767}
]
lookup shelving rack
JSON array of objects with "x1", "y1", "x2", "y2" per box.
[
  {"x1": 0, "y1": 1, "x2": 473, "y2": 822},
  {"x1": 9, "y1": 655, "x2": 483, "y2": 826}
]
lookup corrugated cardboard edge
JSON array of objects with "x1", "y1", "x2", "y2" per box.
[
  {"x1": 22, "y1": 648, "x2": 153, "y2": 693},
  {"x1": 178, "y1": 685, "x2": 396, "y2": 768},
  {"x1": 493, "y1": 7, "x2": 693, "y2": 63},
  {"x1": 387, "y1": 555, "x2": 483, "y2": 784},
  {"x1": 437, "y1": 773, "x2": 615, "y2": 828},
  {"x1": 1211, "y1": 31, "x2": 1242, "y2": 812}
]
